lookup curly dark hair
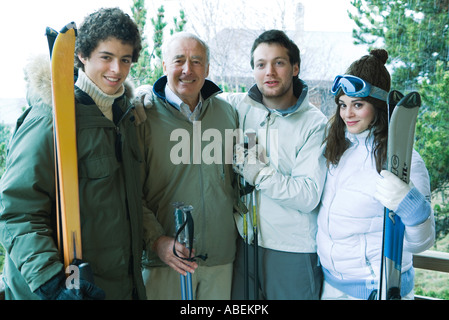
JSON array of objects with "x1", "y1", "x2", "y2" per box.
[{"x1": 75, "y1": 7, "x2": 142, "y2": 69}]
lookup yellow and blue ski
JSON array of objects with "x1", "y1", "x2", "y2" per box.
[{"x1": 46, "y1": 23, "x2": 83, "y2": 271}]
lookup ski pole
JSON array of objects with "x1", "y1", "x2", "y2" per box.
[
  {"x1": 251, "y1": 190, "x2": 259, "y2": 300},
  {"x1": 245, "y1": 130, "x2": 259, "y2": 300},
  {"x1": 182, "y1": 205, "x2": 195, "y2": 300},
  {"x1": 239, "y1": 130, "x2": 258, "y2": 300},
  {"x1": 173, "y1": 202, "x2": 192, "y2": 300},
  {"x1": 241, "y1": 133, "x2": 253, "y2": 300},
  {"x1": 243, "y1": 207, "x2": 249, "y2": 300}
]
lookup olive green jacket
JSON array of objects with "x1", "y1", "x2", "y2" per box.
[
  {"x1": 139, "y1": 76, "x2": 239, "y2": 268},
  {"x1": 0, "y1": 56, "x2": 146, "y2": 300}
]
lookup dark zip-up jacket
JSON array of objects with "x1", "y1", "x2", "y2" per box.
[{"x1": 0, "y1": 56, "x2": 146, "y2": 300}]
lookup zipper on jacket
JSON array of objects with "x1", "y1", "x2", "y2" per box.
[
  {"x1": 366, "y1": 257, "x2": 377, "y2": 279},
  {"x1": 259, "y1": 111, "x2": 271, "y2": 127},
  {"x1": 114, "y1": 126, "x2": 123, "y2": 162},
  {"x1": 113, "y1": 102, "x2": 134, "y2": 163}
]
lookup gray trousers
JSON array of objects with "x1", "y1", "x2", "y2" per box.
[{"x1": 231, "y1": 238, "x2": 322, "y2": 300}]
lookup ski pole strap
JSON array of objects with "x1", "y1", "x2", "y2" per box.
[
  {"x1": 239, "y1": 180, "x2": 255, "y2": 197},
  {"x1": 173, "y1": 208, "x2": 208, "y2": 262}
]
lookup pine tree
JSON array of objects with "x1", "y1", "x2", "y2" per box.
[
  {"x1": 130, "y1": 0, "x2": 152, "y2": 87},
  {"x1": 149, "y1": 6, "x2": 168, "y2": 84},
  {"x1": 0, "y1": 124, "x2": 10, "y2": 179},
  {"x1": 130, "y1": 1, "x2": 187, "y2": 86},
  {"x1": 415, "y1": 61, "x2": 449, "y2": 193},
  {"x1": 171, "y1": 9, "x2": 187, "y2": 35},
  {"x1": 349, "y1": 0, "x2": 449, "y2": 91}
]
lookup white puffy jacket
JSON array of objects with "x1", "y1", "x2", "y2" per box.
[
  {"x1": 224, "y1": 80, "x2": 328, "y2": 253},
  {"x1": 317, "y1": 130, "x2": 435, "y2": 292}
]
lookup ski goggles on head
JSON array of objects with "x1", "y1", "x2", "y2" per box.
[{"x1": 331, "y1": 75, "x2": 388, "y2": 101}]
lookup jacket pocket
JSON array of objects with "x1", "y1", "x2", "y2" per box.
[{"x1": 78, "y1": 155, "x2": 120, "y2": 179}]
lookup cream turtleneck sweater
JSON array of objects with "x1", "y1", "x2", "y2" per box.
[{"x1": 75, "y1": 69, "x2": 125, "y2": 121}]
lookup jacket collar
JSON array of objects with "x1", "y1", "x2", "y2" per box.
[
  {"x1": 247, "y1": 77, "x2": 309, "y2": 116},
  {"x1": 24, "y1": 54, "x2": 134, "y2": 112},
  {"x1": 345, "y1": 128, "x2": 374, "y2": 151},
  {"x1": 152, "y1": 76, "x2": 222, "y2": 104}
]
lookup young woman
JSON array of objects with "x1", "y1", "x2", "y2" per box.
[{"x1": 317, "y1": 49, "x2": 435, "y2": 300}]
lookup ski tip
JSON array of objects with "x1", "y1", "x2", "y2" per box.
[
  {"x1": 45, "y1": 27, "x2": 58, "y2": 38},
  {"x1": 386, "y1": 90, "x2": 404, "y2": 120},
  {"x1": 45, "y1": 27, "x2": 59, "y2": 58},
  {"x1": 387, "y1": 90, "x2": 404, "y2": 107},
  {"x1": 398, "y1": 91, "x2": 421, "y2": 109},
  {"x1": 60, "y1": 22, "x2": 77, "y2": 36}
]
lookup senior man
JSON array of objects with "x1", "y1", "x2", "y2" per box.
[{"x1": 138, "y1": 32, "x2": 240, "y2": 300}]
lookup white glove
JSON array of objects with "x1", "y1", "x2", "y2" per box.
[
  {"x1": 131, "y1": 85, "x2": 154, "y2": 126},
  {"x1": 135, "y1": 85, "x2": 154, "y2": 109},
  {"x1": 233, "y1": 143, "x2": 268, "y2": 186},
  {"x1": 374, "y1": 170, "x2": 411, "y2": 211}
]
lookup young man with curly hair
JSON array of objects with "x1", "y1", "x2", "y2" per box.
[{"x1": 0, "y1": 7, "x2": 146, "y2": 300}]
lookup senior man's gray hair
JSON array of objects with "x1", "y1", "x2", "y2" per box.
[{"x1": 161, "y1": 32, "x2": 210, "y2": 65}]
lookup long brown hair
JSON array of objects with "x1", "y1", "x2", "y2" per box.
[{"x1": 323, "y1": 49, "x2": 391, "y2": 173}]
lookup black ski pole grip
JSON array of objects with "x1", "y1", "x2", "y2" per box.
[
  {"x1": 78, "y1": 262, "x2": 95, "y2": 284},
  {"x1": 71, "y1": 258, "x2": 95, "y2": 284}
]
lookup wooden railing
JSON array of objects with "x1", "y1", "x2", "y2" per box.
[{"x1": 413, "y1": 250, "x2": 449, "y2": 300}]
